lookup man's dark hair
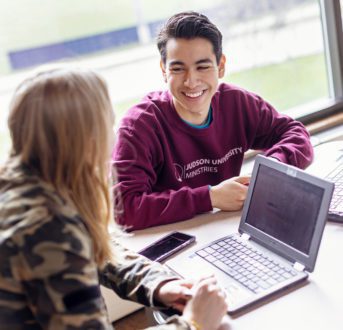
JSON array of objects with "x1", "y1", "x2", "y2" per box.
[{"x1": 157, "y1": 11, "x2": 223, "y2": 65}]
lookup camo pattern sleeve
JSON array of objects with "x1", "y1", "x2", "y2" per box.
[
  {"x1": 99, "y1": 241, "x2": 180, "y2": 307},
  {"x1": 0, "y1": 158, "x2": 191, "y2": 330}
]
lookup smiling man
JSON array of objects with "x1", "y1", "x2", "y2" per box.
[{"x1": 113, "y1": 11, "x2": 313, "y2": 230}]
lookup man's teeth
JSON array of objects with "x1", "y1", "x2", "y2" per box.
[{"x1": 185, "y1": 91, "x2": 203, "y2": 98}]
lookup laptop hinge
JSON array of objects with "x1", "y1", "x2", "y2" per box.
[
  {"x1": 293, "y1": 262, "x2": 305, "y2": 272},
  {"x1": 241, "y1": 233, "x2": 251, "y2": 241}
]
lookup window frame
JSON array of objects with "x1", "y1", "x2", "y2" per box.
[{"x1": 294, "y1": 0, "x2": 343, "y2": 125}]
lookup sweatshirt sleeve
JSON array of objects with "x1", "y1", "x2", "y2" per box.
[
  {"x1": 113, "y1": 118, "x2": 212, "y2": 230},
  {"x1": 99, "y1": 243, "x2": 193, "y2": 329},
  {"x1": 99, "y1": 241, "x2": 180, "y2": 307},
  {"x1": 244, "y1": 93, "x2": 314, "y2": 169}
]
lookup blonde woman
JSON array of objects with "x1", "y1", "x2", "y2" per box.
[{"x1": 0, "y1": 69, "x2": 227, "y2": 329}]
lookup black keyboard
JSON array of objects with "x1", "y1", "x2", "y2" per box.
[
  {"x1": 326, "y1": 162, "x2": 343, "y2": 221},
  {"x1": 196, "y1": 236, "x2": 298, "y2": 293}
]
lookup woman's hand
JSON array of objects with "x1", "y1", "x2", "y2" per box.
[
  {"x1": 182, "y1": 275, "x2": 228, "y2": 330},
  {"x1": 154, "y1": 278, "x2": 194, "y2": 311},
  {"x1": 155, "y1": 275, "x2": 229, "y2": 330}
]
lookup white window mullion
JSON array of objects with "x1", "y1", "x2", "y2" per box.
[{"x1": 319, "y1": 0, "x2": 343, "y2": 98}]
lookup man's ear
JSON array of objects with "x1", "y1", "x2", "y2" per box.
[
  {"x1": 218, "y1": 54, "x2": 226, "y2": 79},
  {"x1": 160, "y1": 60, "x2": 167, "y2": 83}
]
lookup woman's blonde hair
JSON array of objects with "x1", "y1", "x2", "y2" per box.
[{"x1": 8, "y1": 68, "x2": 117, "y2": 266}]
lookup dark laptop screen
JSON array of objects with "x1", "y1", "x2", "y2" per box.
[{"x1": 245, "y1": 164, "x2": 324, "y2": 255}]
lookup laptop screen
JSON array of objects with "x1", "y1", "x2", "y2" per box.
[{"x1": 245, "y1": 164, "x2": 324, "y2": 255}]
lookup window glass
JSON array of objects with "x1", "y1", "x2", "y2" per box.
[
  {"x1": 0, "y1": 0, "x2": 330, "y2": 162},
  {"x1": 225, "y1": 1, "x2": 328, "y2": 111}
]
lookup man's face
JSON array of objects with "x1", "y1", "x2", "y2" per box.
[{"x1": 160, "y1": 37, "x2": 225, "y2": 124}]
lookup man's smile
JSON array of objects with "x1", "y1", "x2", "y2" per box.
[{"x1": 183, "y1": 90, "x2": 205, "y2": 98}]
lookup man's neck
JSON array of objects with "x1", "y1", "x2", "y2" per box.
[
  {"x1": 182, "y1": 107, "x2": 213, "y2": 129},
  {"x1": 174, "y1": 105, "x2": 210, "y2": 125}
]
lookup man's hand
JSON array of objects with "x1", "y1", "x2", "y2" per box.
[{"x1": 209, "y1": 176, "x2": 250, "y2": 211}]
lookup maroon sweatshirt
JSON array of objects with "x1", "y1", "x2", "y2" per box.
[{"x1": 113, "y1": 83, "x2": 313, "y2": 230}]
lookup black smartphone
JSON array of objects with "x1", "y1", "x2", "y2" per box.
[{"x1": 138, "y1": 231, "x2": 196, "y2": 262}]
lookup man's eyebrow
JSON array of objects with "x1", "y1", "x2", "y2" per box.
[
  {"x1": 169, "y1": 60, "x2": 184, "y2": 66},
  {"x1": 168, "y1": 58, "x2": 214, "y2": 66},
  {"x1": 195, "y1": 59, "x2": 214, "y2": 65}
]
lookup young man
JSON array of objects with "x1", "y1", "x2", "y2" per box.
[{"x1": 113, "y1": 11, "x2": 313, "y2": 230}]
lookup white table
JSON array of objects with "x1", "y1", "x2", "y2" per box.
[{"x1": 103, "y1": 140, "x2": 343, "y2": 329}]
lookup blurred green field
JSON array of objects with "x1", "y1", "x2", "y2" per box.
[
  {"x1": 0, "y1": 0, "x2": 134, "y2": 74},
  {"x1": 114, "y1": 52, "x2": 328, "y2": 119},
  {"x1": 0, "y1": 0, "x2": 223, "y2": 74},
  {"x1": 228, "y1": 53, "x2": 328, "y2": 111},
  {"x1": 0, "y1": 52, "x2": 328, "y2": 163}
]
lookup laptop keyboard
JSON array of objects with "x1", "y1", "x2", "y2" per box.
[
  {"x1": 326, "y1": 162, "x2": 343, "y2": 218},
  {"x1": 196, "y1": 236, "x2": 298, "y2": 294}
]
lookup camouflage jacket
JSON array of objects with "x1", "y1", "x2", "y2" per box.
[{"x1": 0, "y1": 158, "x2": 191, "y2": 330}]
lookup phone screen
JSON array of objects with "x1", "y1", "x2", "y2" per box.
[{"x1": 139, "y1": 231, "x2": 195, "y2": 262}]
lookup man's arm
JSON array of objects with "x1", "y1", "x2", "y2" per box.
[
  {"x1": 248, "y1": 94, "x2": 313, "y2": 169},
  {"x1": 113, "y1": 126, "x2": 212, "y2": 230}
]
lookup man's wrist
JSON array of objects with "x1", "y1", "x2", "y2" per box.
[{"x1": 209, "y1": 184, "x2": 217, "y2": 209}]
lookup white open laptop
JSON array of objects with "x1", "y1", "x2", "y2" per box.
[{"x1": 167, "y1": 155, "x2": 334, "y2": 313}]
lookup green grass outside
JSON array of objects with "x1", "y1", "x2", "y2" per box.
[
  {"x1": 0, "y1": 0, "x2": 136, "y2": 74},
  {"x1": 0, "y1": 53, "x2": 329, "y2": 163},
  {"x1": 114, "y1": 53, "x2": 328, "y2": 119},
  {"x1": 227, "y1": 53, "x2": 329, "y2": 111},
  {"x1": 0, "y1": 0, "x2": 224, "y2": 75},
  {"x1": 1, "y1": 0, "x2": 136, "y2": 47}
]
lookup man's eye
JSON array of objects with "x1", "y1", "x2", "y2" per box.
[
  {"x1": 170, "y1": 67, "x2": 183, "y2": 73},
  {"x1": 198, "y1": 66, "x2": 211, "y2": 71}
]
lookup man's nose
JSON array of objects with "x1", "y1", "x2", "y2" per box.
[{"x1": 184, "y1": 70, "x2": 199, "y2": 88}]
